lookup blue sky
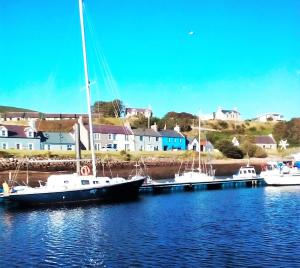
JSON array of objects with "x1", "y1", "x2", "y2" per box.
[{"x1": 1, "y1": 0, "x2": 300, "y2": 119}]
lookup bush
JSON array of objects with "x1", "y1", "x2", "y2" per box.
[
  {"x1": 241, "y1": 142, "x2": 268, "y2": 158},
  {"x1": 218, "y1": 120, "x2": 229, "y2": 129},
  {"x1": 249, "y1": 127, "x2": 257, "y2": 132},
  {"x1": 254, "y1": 147, "x2": 268, "y2": 158},
  {"x1": 216, "y1": 140, "x2": 244, "y2": 159}
]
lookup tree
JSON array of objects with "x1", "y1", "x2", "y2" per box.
[{"x1": 92, "y1": 99, "x2": 124, "y2": 118}]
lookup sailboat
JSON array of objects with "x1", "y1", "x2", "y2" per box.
[
  {"x1": 174, "y1": 112, "x2": 215, "y2": 183},
  {"x1": 1, "y1": 0, "x2": 145, "y2": 205}
]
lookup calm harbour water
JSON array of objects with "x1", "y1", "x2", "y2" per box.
[{"x1": 1, "y1": 186, "x2": 300, "y2": 267}]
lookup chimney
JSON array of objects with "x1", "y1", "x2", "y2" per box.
[
  {"x1": 124, "y1": 120, "x2": 132, "y2": 130},
  {"x1": 174, "y1": 124, "x2": 180, "y2": 133},
  {"x1": 151, "y1": 123, "x2": 158, "y2": 132},
  {"x1": 28, "y1": 119, "x2": 36, "y2": 131},
  {"x1": 78, "y1": 116, "x2": 83, "y2": 125}
]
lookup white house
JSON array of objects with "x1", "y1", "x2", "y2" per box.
[
  {"x1": 125, "y1": 108, "x2": 152, "y2": 119},
  {"x1": 255, "y1": 113, "x2": 284, "y2": 122},
  {"x1": 214, "y1": 107, "x2": 241, "y2": 121},
  {"x1": 255, "y1": 134, "x2": 277, "y2": 150},
  {"x1": 0, "y1": 124, "x2": 40, "y2": 150},
  {"x1": 232, "y1": 137, "x2": 240, "y2": 147},
  {"x1": 188, "y1": 138, "x2": 214, "y2": 152}
]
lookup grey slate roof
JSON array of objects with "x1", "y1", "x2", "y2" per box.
[
  {"x1": 40, "y1": 132, "x2": 75, "y2": 144},
  {"x1": 255, "y1": 135, "x2": 276, "y2": 144},
  {"x1": 159, "y1": 130, "x2": 184, "y2": 138},
  {"x1": 92, "y1": 124, "x2": 133, "y2": 135},
  {"x1": 221, "y1": 109, "x2": 240, "y2": 114},
  {"x1": 126, "y1": 108, "x2": 151, "y2": 113},
  {"x1": 132, "y1": 128, "x2": 161, "y2": 137}
]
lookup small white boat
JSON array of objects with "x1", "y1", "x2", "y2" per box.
[
  {"x1": 174, "y1": 169, "x2": 215, "y2": 184},
  {"x1": 232, "y1": 165, "x2": 259, "y2": 180},
  {"x1": 261, "y1": 161, "x2": 300, "y2": 186}
]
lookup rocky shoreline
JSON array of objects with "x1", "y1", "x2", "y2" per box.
[{"x1": 0, "y1": 157, "x2": 269, "y2": 186}]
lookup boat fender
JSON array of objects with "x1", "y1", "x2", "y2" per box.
[
  {"x1": 2, "y1": 182, "x2": 10, "y2": 194},
  {"x1": 81, "y1": 165, "x2": 90, "y2": 176}
]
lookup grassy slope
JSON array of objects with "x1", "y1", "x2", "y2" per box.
[{"x1": 0, "y1": 105, "x2": 36, "y2": 113}]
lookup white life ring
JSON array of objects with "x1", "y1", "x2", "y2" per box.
[{"x1": 80, "y1": 165, "x2": 91, "y2": 176}]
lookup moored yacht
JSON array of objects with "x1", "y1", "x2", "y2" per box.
[
  {"x1": 1, "y1": 0, "x2": 145, "y2": 206},
  {"x1": 261, "y1": 161, "x2": 300, "y2": 186}
]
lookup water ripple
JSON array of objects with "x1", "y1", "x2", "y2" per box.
[{"x1": 1, "y1": 187, "x2": 300, "y2": 267}]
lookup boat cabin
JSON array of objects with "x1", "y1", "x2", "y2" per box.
[
  {"x1": 234, "y1": 166, "x2": 257, "y2": 179},
  {"x1": 46, "y1": 174, "x2": 110, "y2": 189}
]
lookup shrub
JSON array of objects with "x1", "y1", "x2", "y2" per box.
[
  {"x1": 249, "y1": 127, "x2": 257, "y2": 132},
  {"x1": 254, "y1": 147, "x2": 268, "y2": 158},
  {"x1": 218, "y1": 120, "x2": 229, "y2": 129},
  {"x1": 241, "y1": 141, "x2": 267, "y2": 158},
  {"x1": 216, "y1": 140, "x2": 244, "y2": 159}
]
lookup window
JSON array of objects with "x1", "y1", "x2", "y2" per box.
[
  {"x1": 94, "y1": 143, "x2": 101, "y2": 151},
  {"x1": 1, "y1": 130, "x2": 5, "y2": 136},
  {"x1": 28, "y1": 144, "x2": 33, "y2": 150},
  {"x1": 174, "y1": 138, "x2": 177, "y2": 143},
  {"x1": 168, "y1": 138, "x2": 171, "y2": 142},
  {"x1": 94, "y1": 133, "x2": 100, "y2": 140},
  {"x1": 108, "y1": 134, "x2": 116, "y2": 140},
  {"x1": 156, "y1": 137, "x2": 159, "y2": 142},
  {"x1": 179, "y1": 139, "x2": 182, "y2": 143},
  {"x1": 2, "y1": 143, "x2": 7, "y2": 149},
  {"x1": 93, "y1": 181, "x2": 99, "y2": 184},
  {"x1": 28, "y1": 131, "x2": 33, "y2": 138},
  {"x1": 140, "y1": 136, "x2": 143, "y2": 141},
  {"x1": 81, "y1": 180, "x2": 90, "y2": 185},
  {"x1": 16, "y1": 143, "x2": 21, "y2": 150},
  {"x1": 125, "y1": 135, "x2": 129, "y2": 141},
  {"x1": 67, "y1": 144, "x2": 72, "y2": 150}
]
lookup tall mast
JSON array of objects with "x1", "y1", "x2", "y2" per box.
[
  {"x1": 198, "y1": 111, "x2": 201, "y2": 172},
  {"x1": 78, "y1": 0, "x2": 97, "y2": 177}
]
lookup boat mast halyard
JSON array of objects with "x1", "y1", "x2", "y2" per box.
[
  {"x1": 198, "y1": 111, "x2": 201, "y2": 173},
  {"x1": 78, "y1": 0, "x2": 97, "y2": 177}
]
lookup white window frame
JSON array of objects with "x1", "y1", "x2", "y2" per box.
[
  {"x1": 28, "y1": 143, "x2": 34, "y2": 150},
  {"x1": 2, "y1": 142, "x2": 8, "y2": 149},
  {"x1": 28, "y1": 131, "x2": 33, "y2": 138}
]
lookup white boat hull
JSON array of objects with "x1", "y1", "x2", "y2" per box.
[{"x1": 263, "y1": 174, "x2": 300, "y2": 186}]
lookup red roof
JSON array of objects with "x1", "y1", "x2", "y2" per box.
[{"x1": 1, "y1": 125, "x2": 31, "y2": 138}]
